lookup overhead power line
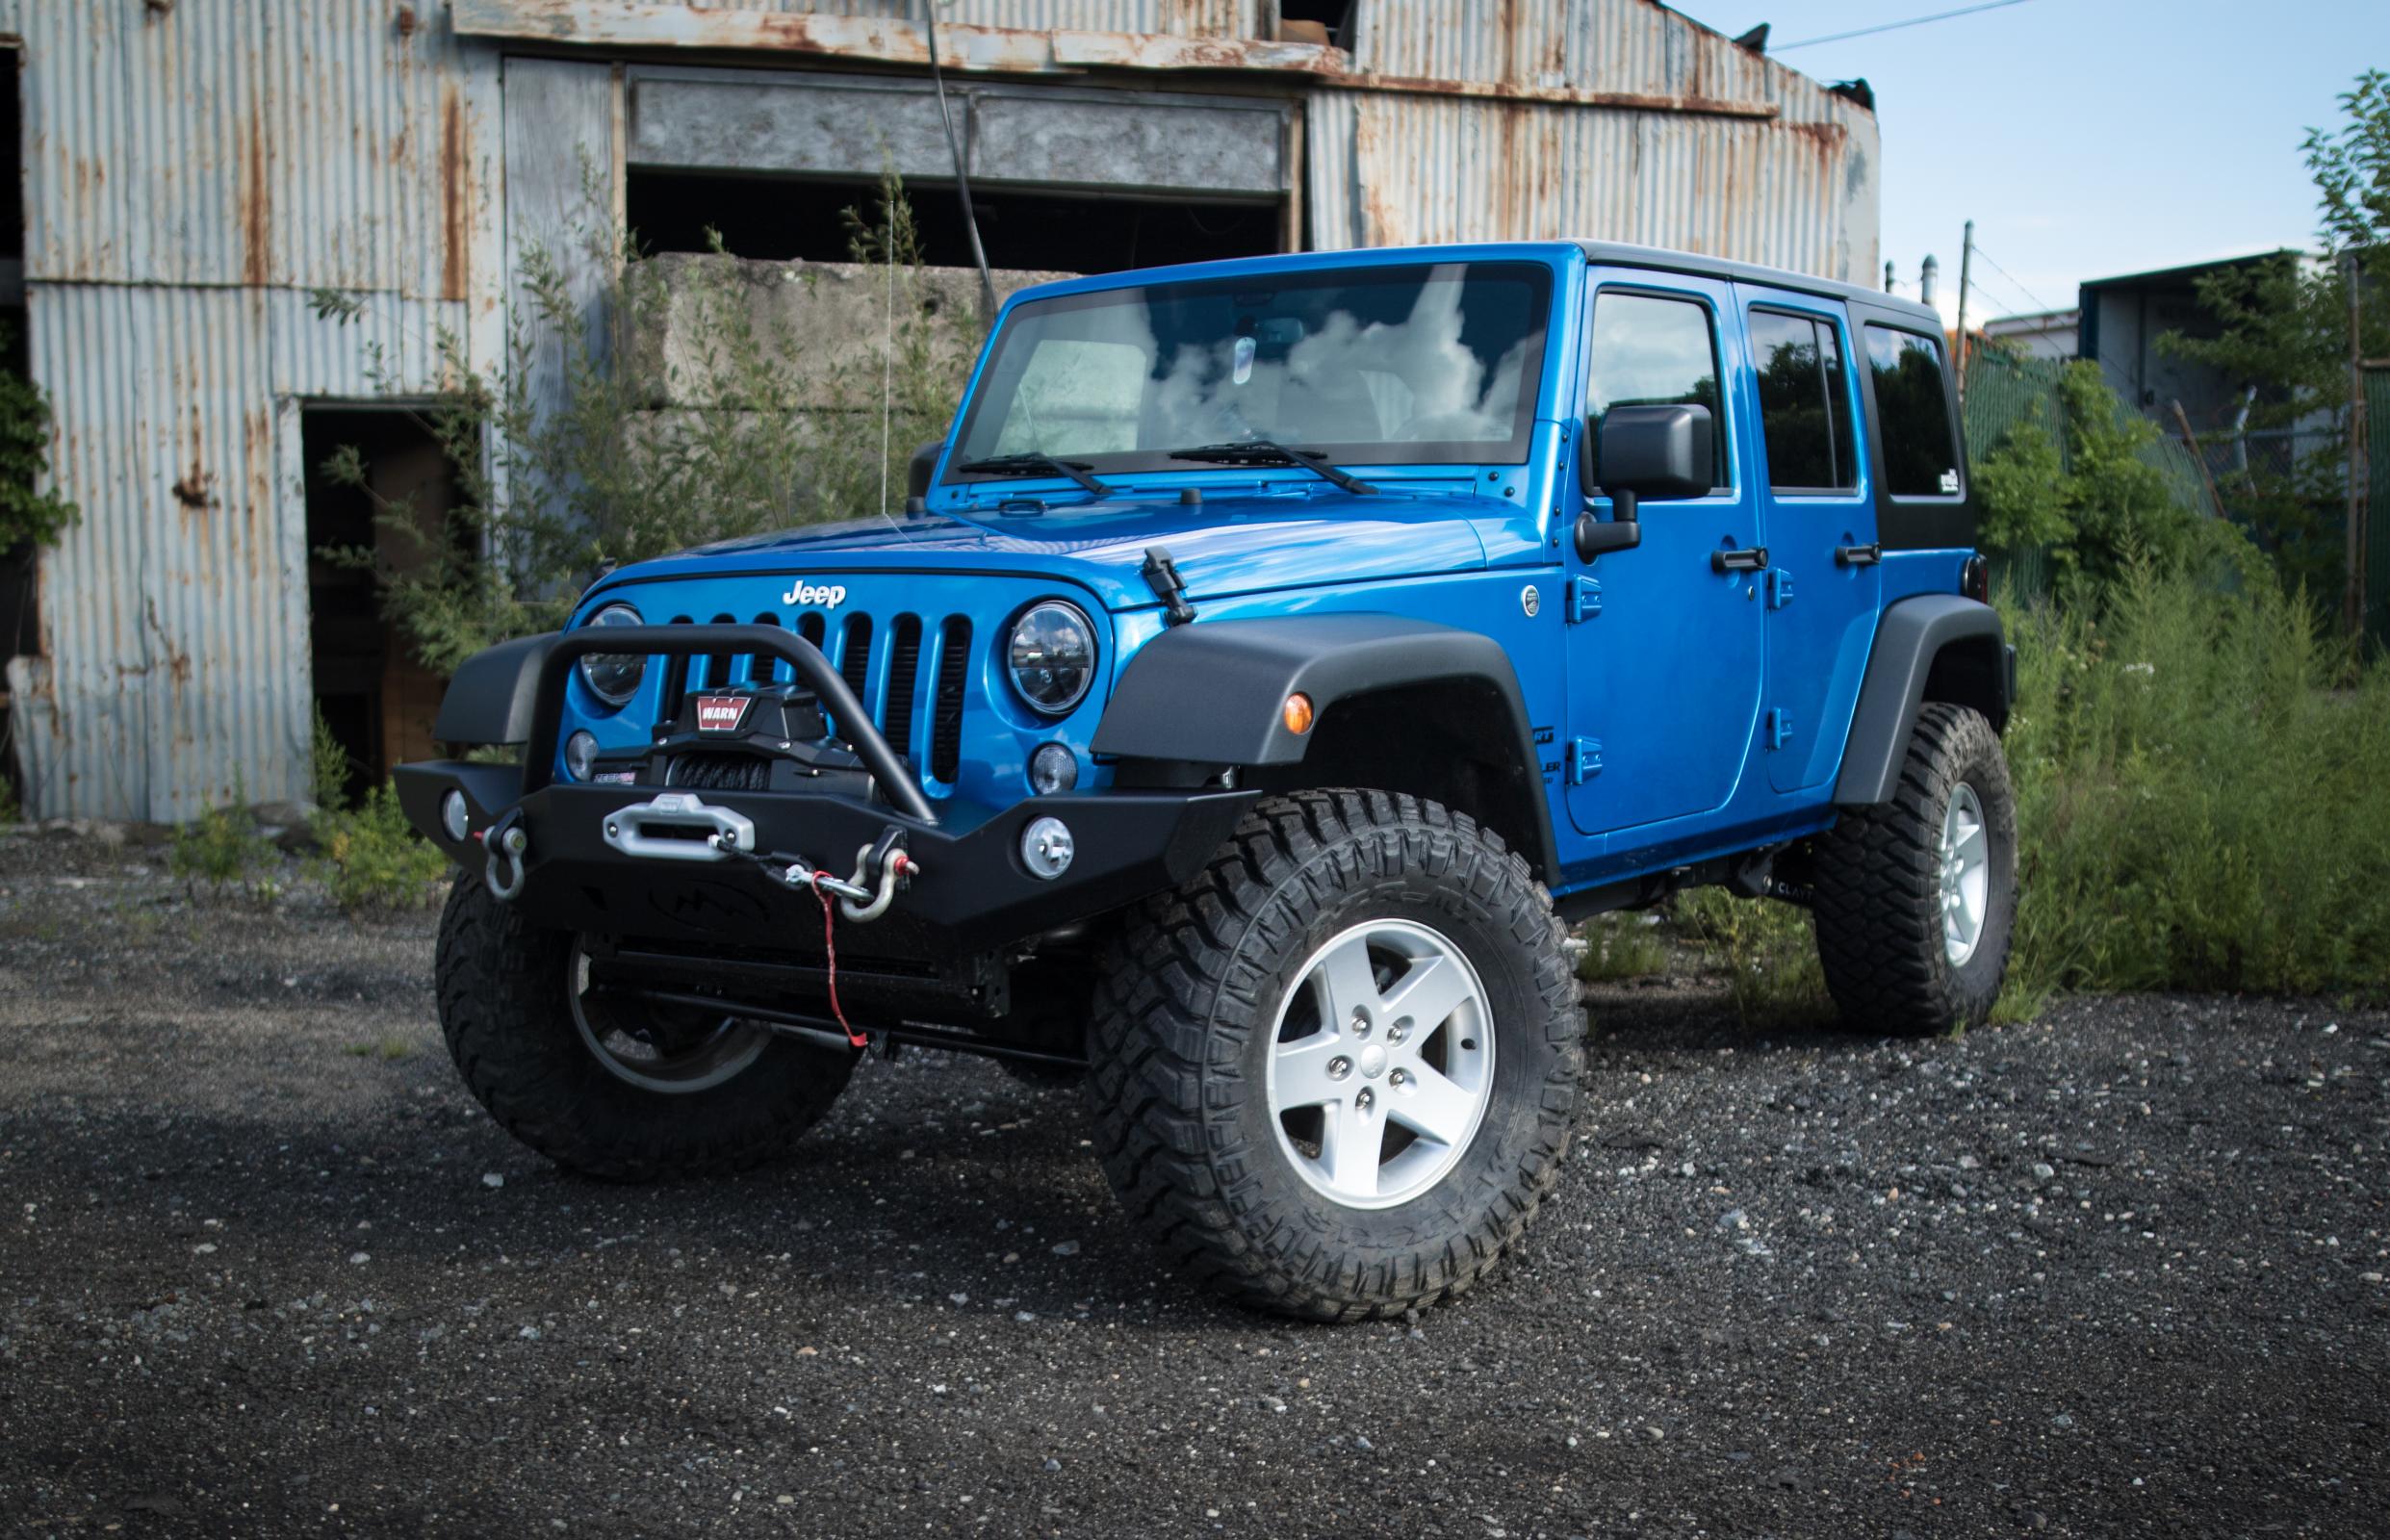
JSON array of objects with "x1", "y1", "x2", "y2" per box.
[{"x1": 1772, "y1": 0, "x2": 2034, "y2": 52}]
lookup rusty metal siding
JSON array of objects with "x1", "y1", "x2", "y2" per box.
[
  {"x1": 1305, "y1": 84, "x2": 1878, "y2": 284},
  {"x1": 18, "y1": 0, "x2": 486, "y2": 300},
  {"x1": 637, "y1": 0, "x2": 1259, "y2": 37},
  {"x1": 3, "y1": 2, "x2": 505, "y2": 820}
]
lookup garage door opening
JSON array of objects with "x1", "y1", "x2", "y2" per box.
[
  {"x1": 627, "y1": 168, "x2": 1282, "y2": 273},
  {"x1": 301, "y1": 407, "x2": 470, "y2": 803}
]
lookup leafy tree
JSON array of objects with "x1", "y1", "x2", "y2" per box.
[
  {"x1": 0, "y1": 318, "x2": 78, "y2": 553},
  {"x1": 2160, "y1": 70, "x2": 2390, "y2": 596},
  {"x1": 1972, "y1": 360, "x2": 2221, "y2": 591}
]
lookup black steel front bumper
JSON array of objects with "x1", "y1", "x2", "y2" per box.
[{"x1": 395, "y1": 760, "x2": 1255, "y2": 957}]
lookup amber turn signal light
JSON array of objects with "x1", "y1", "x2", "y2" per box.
[{"x1": 1281, "y1": 692, "x2": 1315, "y2": 735}]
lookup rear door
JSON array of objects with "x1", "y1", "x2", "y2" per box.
[
  {"x1": 1563, "y1": 276, "x2": 1765, "y2": 836},
  {"x1": 1734, "y1": 289, "x2": 1880, "y2": 793}
]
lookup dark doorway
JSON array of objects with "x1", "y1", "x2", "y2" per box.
[
  {"x1": 301, "y1": 408, "x2": 469, "y2": 801},
  {"x1": 627, "y1": 169, "x2": 1282, "y2": 274}
]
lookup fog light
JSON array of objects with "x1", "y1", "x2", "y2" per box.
[
  {"x1": 1021, "y1": 815, "x2": 1074, "y2": 880},
  {"x1": 564, "y1": 731, "x2": 600, "y2": 782},
  {"x1": 439, "y1": 788, "x2": 471, "y2": 842},
  {"x1": 1029, "y1": 742, "x2": 1079, "y2": 795}
]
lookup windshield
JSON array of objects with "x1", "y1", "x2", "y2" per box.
[{"x1": 948, "y1": 262, "x2": 1553, "y2": 479}]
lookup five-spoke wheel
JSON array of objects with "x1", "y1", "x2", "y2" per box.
[{"x1": 1266, "y1": 920, "x2": 1495, "y2": 1209}]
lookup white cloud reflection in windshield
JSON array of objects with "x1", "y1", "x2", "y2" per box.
[{"x1": 966, "y1": 265, "x2": 1546, "y2": 467}]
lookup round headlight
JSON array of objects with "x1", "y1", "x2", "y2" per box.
[
  {"x1": 1007, "y1": 601, "x2": 1095, "y2": 716},
  {"x1": 577, "y1": 603, "x2": 645, "y2": 706}
]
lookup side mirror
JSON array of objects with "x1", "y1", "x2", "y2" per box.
[
  {"x1": 1578, "y1": 402, "x2": 1714, "y2": 502},
  {"x1": 906, "y1": 439, "x2": 947, "y2": 505}
]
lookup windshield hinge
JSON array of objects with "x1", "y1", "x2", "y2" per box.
[{"x1": 1141, "y1": 546, "x2": 1198, "y2": 628}]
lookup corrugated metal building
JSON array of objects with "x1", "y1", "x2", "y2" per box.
[{"x1": 2, "y1": 0, "x2": 1879, "y2": 821}]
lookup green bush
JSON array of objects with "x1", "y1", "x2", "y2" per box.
[
  {"x1": 1574, "y1": 913, "x2": 1672, "y2": 983},
  {"x1": 1672, "y1": 887, "x2": 1832, "y2": 1024},
  {"x1": 170, "y1": 796, "x2": 281, "y2": 902},
  {"x1": 311, "y1": 783, "x2": 450, "y2": 912},
  {"x1": 1999, "y1": 562, "x2": 2390, "y2": 1002}
]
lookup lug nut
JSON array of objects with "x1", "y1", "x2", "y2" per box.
[
  {"x1": 1327, "y1": 1056, "x2": 1352, "y2": 1081},
  {"x1": 1389, "y1": 1068, "x2": 1410, "y2": 1089},
  {"x1": 1355, "y1": 1089, "x2": 1375, "y2": 1114}
]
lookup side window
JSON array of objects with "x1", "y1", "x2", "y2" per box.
[
  {"x1": 1863, "y1": 324, "x2": 1961, "y2": 498},
  {"x1": 1749, "y1": 309, "x2": 1857, "y2": 493},
  {"x1": 1588, "y1": 291, "x2": 1727, "y2": 489}
]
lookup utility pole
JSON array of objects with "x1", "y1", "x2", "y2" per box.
[
  {"x1": 1953, "y1": 220, "x2": 1975, "y2": 400},
  {"x1": 1884, "y1": 259, "x2": 1895, "y2": 295},
  {"x1": 1920, "y1": 254, "x2": 1939, "y2": 308},
  {"x1": 2347, "y1": 250, "x2": 2369, "y2": 640}
]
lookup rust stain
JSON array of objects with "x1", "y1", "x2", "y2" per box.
[
  {"x1": 440, "y1": 83, "x2": 470, "y2": 302},
  {"x1": 240, "y1": 113, "x2": 271, "y2": 287},
  {"x1": 141, "y1": 600, "x2": 194, "y2": 686},
  {"x1": 172, "y1": 464, "x2": 218, "y2": 513}
]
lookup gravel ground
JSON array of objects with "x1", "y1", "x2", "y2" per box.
[{"x1": 1, "y1": 825, "x2": 2385, "y2": 1538}]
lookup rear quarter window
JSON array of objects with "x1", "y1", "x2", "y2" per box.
[{"x1": 1863, "y1": 324, "x2": 1961, "y2": 499}]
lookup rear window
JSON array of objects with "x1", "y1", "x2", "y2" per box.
[
  {"x1": 1863, "y1": 325, "x2": 1961, "y2": 498},
  {"x1": 1750, "y1": 309, "x2": 1857, "y2": 493}
]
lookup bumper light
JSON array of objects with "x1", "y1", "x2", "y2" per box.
[
  {"x1": 1029, "y1": 742, "x2": 1079, "y2": 795},
  {"x1": 563, "y1": 731, "x2": 600, "y2": 782},
  {"x1": 1021, "y1": 816, "x2": 1075, "y2": 880},
  {"x1": 439, "y1": 789, "x2": 471, "y2": 843}
]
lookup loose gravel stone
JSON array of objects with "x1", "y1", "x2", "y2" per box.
[{"x1": 0, "y1": 830, "x2": 2384, "y2": 1535}]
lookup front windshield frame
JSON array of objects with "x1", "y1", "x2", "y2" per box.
[{"x1": 943, "y1": 261, "x2": 1556, "y2": 485}]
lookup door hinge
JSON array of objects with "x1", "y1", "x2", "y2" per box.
[
  {"x1": 1568, "y1": 736, "x2": 1603, "y2": 783},
  {"x1": 1765, "y1": 707, "x2": 1794, "y2": 751},
  {"x1": 1567, "y1": 575, "x2": 1603, "y2": 623},
  {"x1": 1766, "y1": 566, "x2": 1796, "y2": 610}
]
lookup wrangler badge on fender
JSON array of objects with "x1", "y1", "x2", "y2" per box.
[{"x1": 695, "y1": 695, "x2": 752, "y2": 732}]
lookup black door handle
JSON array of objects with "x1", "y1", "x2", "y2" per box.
[
  {"x1": 1836, "y1": 543, "x2": 1882, "y2": 567},
  {"x1": 1709, "y1": 546, "x2": 1768, "y2": 574}
]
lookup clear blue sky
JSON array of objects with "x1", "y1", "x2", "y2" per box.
[{"x1": 1691, "y1": 0, "x2": 2390, "y2": 324}]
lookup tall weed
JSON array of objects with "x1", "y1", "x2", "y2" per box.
[{"x1": 1999, "y1": 562, "x2": 2390, "y2": 1001}]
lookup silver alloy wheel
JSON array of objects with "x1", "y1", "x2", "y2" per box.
[
  {"x1": 1939, "y1": 783, "x2": 1992, "y2": 966},
  {"x1": 568, "y1": 939, "x2": 772, "y2": 1094},
  {"x1": 1264, "y1": 919, "x2": 1496, "y2": 1210}
]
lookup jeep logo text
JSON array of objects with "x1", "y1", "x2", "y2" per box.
[{"x1": 782, "y1": 580, "x2": 848, "y2": 608}]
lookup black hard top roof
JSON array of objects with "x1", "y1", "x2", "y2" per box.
[{"x1": 1572, "y1": 240, "x2": 1943, "y2": 328}]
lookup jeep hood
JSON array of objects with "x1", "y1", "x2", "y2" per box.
[{"x1": 592, "y1": 492, "x2": 1492, "y2": 612}]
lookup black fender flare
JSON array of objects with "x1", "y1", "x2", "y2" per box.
[
  {"x1": 432, "y1": 631, "x2": 560, "y2": 746},
  {"x1": 1091, "y1": 613, "x2": 1558, "y2": 876},
  {"x1": 1833, "y1": 595, "x2": 2013, "y2": 807}
]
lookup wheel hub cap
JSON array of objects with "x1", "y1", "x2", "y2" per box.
[
  {"x1": 1939, "y1": 783, "x2": 1992, "y2": 967},
  {"x1": 1264, "y1": 919, "x2": 1495, "y2": 1210}
]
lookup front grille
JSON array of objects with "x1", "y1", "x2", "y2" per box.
[{"x1": 655, "y1": 608, "x2": 967, "y2": 790}]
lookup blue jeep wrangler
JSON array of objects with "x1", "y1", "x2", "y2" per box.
[{"x1": 399, "y1": 241, "x2": 2016, "y2": 1320}]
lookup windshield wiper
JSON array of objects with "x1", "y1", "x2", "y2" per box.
[
  {"x1": 955, "y1": 453, "x2": 1113, "y2": 497},
  {"x1": 1167, "y1": 440, "x2": 1376, "y2": 495}
]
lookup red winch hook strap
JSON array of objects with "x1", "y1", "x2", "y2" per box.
[{"x1": 815, "y1": 886, "x2": 868, "y2": 1048}]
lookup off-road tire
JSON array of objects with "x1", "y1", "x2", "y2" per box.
[
  {"x1": 435, "y1": 875, "x2": 856, "y2": 1181},
  {"x1": 1085, "y1": 790, "x2": 1582, "y2": 1321},
  {"x1": 1812, "y1": 703, "x2": 2017, "y2": 1035}
]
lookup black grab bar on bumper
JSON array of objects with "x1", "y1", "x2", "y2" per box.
[{"x1": 525, "y1": 623, "x2": 940, "y2": 826}]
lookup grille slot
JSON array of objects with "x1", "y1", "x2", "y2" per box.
[
  {"x1": 931, "y1": 617, "x2": 971, "y2": 783},
  {"x1": 882, "y1": 615, "x2": 923, "y2": 758}
]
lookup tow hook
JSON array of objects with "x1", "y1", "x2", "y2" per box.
[{"x1": 481, "y1": 809, "x2": 528, "y2": 902}]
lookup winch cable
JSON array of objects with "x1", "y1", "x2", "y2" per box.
[{"x1": 813, "y1": 887, "x2": 867, "y2": 1048}]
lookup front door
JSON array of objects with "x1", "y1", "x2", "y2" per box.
[
  {"x1": 1734, "y1": 290, "x2": 1882, "y2": 793},
  {"x1": 1564, "y1": 277, "x2": 1765, "y2": 837}
]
